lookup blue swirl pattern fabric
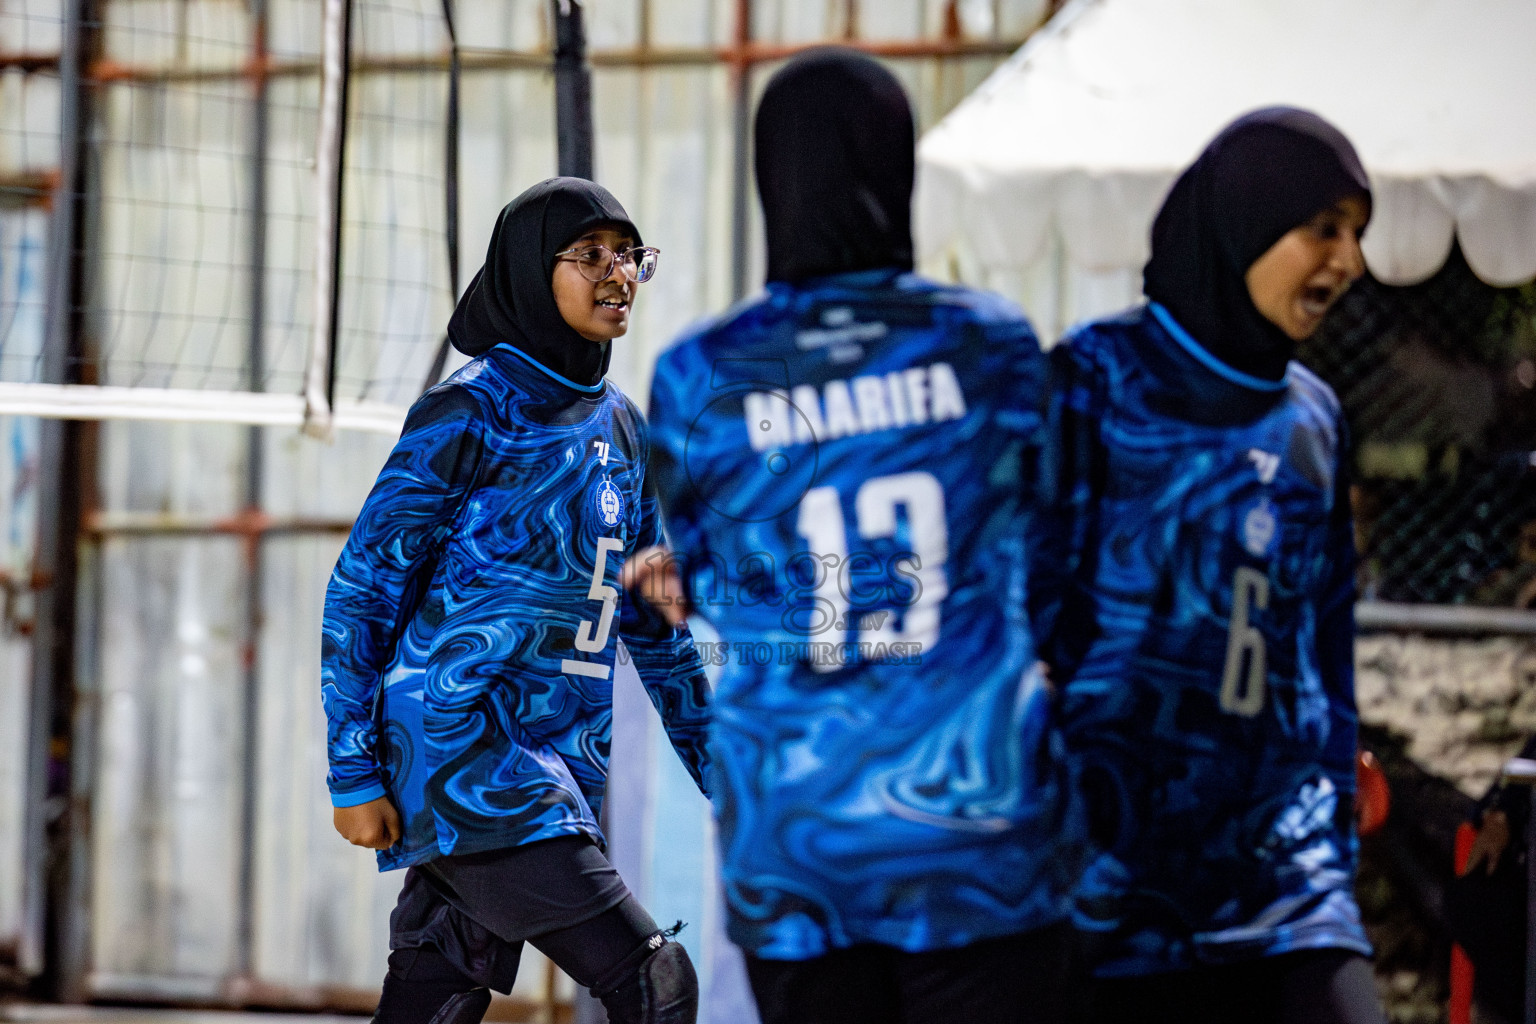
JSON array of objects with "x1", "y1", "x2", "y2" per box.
[
  {"x1": 647, "y1": 268, "x2": 1084, "y2": 960},
  {"x1": 322, "y1": 344, "x2": 711, "y2": 872},
  {"x1": 1036, "y1": 303, "x2": 1370, "y2": 976}
]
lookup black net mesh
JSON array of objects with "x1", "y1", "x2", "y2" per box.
[
  {"x1": 1299, "y1": 245, "x2": 1536, "y2": 607},
  {"x1": 45, "y1": 0, "x2": 457, "y2": 403},
  {"x1": 0, "y1": 0, "x2": 64, "y2": 385}
]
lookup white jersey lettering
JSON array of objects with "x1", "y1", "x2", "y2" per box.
[{"x1": 743, "y1": 363, "x2": 969, "y2": 450}]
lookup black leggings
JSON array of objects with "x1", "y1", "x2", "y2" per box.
[
  {"x1": 375, "y1": 836, "x2": 689, "y2": 1024},
  {"x1": 746, "y1": 923, "x2": 1072, "y2": 1024},
  {"x1": 375, "y1": 895, "x2": 660, "y2": 1024},
  {"x1": 1083, "y1": 949, "x2": 1386, "y2": 1024}
]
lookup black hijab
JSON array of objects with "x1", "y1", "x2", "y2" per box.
[
  {"x1": 1143, "y1": 107, "x2": 1372, "y2": 382},
  {"x1": 449, "y1": 177, "x2": 641, "y2": 387},
  {"x1": 755, "y1": 48, "x2": 915, "y2": 284}
]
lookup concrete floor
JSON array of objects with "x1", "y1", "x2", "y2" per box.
[
  {"x1": 0, "y1": 1003, "x2": 570, "y2": 1024},
  {"x1": 0, "y1": 1009, "x2": 365, "y2": 1024}
]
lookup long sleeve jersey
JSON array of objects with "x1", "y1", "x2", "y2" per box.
[
  {"x1": 647, "y1": 268, "x2": 1084, "y2": 960},
  {"x1": 1037, "y1": 302, "x2": 1370, "y2": 976},
  {"x1": 322, "y1": 344, "x2": 711, "y2": 872}
]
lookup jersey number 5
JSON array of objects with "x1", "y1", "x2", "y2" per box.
[
  {"x1": 1219, "y1": 565, "x2": 1270, "y2": 716},
  {"x1": 562, "y1": 536, "x2": 624, "y2": 680}
]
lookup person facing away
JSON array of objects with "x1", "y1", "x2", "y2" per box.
[
  {"x1": 320, "y1": 177, "x2": 711, "y2": 1024},
  {"x1": 629, "y1": 48, "x2": 1084, "y2": 1024},
  {"x1": 1447, "y1": 733, "x2": 1536, "y2": 1024},
  {"x1": 1034, "y1": 108, "x2": 1388, "y2": 1024}
]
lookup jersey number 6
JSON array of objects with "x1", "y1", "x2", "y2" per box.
[{"x1": 1219, "y1": 565, "x2": 1270, "y2": 716}]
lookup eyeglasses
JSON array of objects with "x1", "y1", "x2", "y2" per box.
[{"x1": 554, "y1": 243, "x2": 661, "y2": 284}]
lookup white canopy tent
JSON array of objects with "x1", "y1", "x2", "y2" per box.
[{"x1": 916, "y1": 0, "x2": 1536, "y2": 342}]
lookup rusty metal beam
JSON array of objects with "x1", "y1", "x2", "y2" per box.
[
  {"x1": 236, "y1": 0, "x2": 271, "y2": 982},
  {"x1": 0, "y1": 52, "x2": 59, "y2": 73},
  {"x1": 728, "y1": 35, "x2": 1021, "y2": 62},
  {"x1": 727, "y1": 0, "x2": 752, "y2": 300},
  {"x1": 0, "y1": 170, "x2": 57, "y2": 210},
  {"x1": 83, "y1": 509, "x2": 355, "y2": 539},
  {"x1": 83, "y1": 36, "x2": 1025, "y2": 86}
]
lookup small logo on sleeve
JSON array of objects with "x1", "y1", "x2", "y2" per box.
[
  {"x1": 1248, "y1": 448, "x2": 1280, "y2": 484},
  {"x1": 596, "y1": 478, "x2": 625, "y2": 528}
]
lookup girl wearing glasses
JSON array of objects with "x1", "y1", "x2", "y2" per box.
[{"x1": 321, "y1": 177, "x2": 709, "y2": 1024}]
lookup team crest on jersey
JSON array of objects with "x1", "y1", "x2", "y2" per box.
[
  {"x1": 595, "y1": 478, "x2": 625, "y2": 528},
  {"x1": 1242, "y1": 499, "x2": 1278, "y2": 557}
]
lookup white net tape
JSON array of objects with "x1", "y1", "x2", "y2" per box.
[{"x1": 0, "y1": 382, "x2": 406, "y2": 434}]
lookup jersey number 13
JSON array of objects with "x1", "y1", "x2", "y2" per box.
[{"x1": 796, "y1": 471, "x2": 948, "y2": 673}]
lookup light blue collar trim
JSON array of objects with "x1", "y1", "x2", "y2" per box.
[
  {"x1": 493, "y1": 341, "x2": 608, "y2": 394},
  {"x1": 1147, "y1": 302, "x2": 1289, "y2": 393}
]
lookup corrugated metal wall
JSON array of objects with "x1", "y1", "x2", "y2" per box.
[
  {"x1": 0, "y1": 0, "x2": 1048, "y2": 1013},
  {"x1": 0, "y1": 377, "x2": 40, "y2": 966},
  {"x1": 0, "y1": 0, "x2": 59, "y2": 968}
]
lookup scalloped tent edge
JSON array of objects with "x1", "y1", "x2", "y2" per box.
[{"x1": 916, "y1": 0, "x2": 1536, "y2": 333}]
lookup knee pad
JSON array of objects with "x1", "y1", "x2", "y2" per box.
[
  {"x1": 375, "y1": 948, "x2": 491, "y2": 1024},
  {"x1": 424, "y1": 989, "x2": 491, "y2": 1024},
  {"x1": 592, "y1": 933, "x2": 699, "y2": 1024}
]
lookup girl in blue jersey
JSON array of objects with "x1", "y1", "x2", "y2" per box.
[
  {"x1": 321, "y1": 177, "x2": 711, "y2": 1024},
  {"x1": 1038, "y1": 109, "x2": 1386, "y2": 1024}
]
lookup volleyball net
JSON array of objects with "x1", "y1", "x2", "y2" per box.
[
  {"x1": 7, "y1": 0, "x2": 1046, "y2": 439},
  {"x1": 1, "y1": 0, "x2": 466, "y2": 436}
]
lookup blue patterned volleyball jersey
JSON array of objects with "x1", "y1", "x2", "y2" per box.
[
  {"x1": 647, "y1": 268, "x2": 1083, "y2": 960},
  {"x1": 1036, "y1": 301, "x2": 1371, "y2": 977},
  {"x1": 322, "y1": 344, "x2": 711, "y2": 872}
]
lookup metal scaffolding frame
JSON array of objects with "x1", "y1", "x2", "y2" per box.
[
  {"x1": 8, "y1": 0, "x2": 1056, "y2": 1011},
  {"x1": 9, "y1": 0, "x2": 1534, "y2": 1009},
  {"x1": 30, "y1": 0, "x2": 94, "y2": 992}
]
